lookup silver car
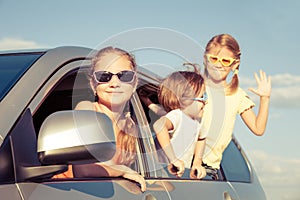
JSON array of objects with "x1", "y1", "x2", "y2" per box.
[{"x1": 0, "y1": 46, "x2": 266, "y2": 200}]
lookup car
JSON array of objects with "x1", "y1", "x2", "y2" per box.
[{"x1": 0, "y1": 46, "x2": 266, "y2": 200}]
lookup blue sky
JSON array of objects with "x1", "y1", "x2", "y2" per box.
[{"x1": 1, "y1": 0, "x2": 300, "y2": 199}]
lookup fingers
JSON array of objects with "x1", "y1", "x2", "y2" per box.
[
  {"x1": 249, "y1": 69, "x2": 272, "y2": 97},
  {"x1": 254, "y1": 72, "x2": 259, "y2": 85},
  {"x1": 123, "y1": 172, "x2": 146, "y2": 192},
  {"x1": 197, "y1": 167, "x2": 207, "y2": 179},
  {"x1": 168, "y1": 161, "x2": 185, "y2": 177},
  {"x1": 190, "y1": 167, "x2": 206, "y2": 179},
  {"x1": 139, "y1": 177, "x2": 147, "y2": 192},
  {"x1": 255, "y1": 70, "x2": 266, "y2": 83},
  {"x1": 177, "y1": 166, "x2": 185, "y2": 177},
  {"x1": 260, "y1": 69, "x2": 266, "y2": 80},
  {"x1": 167, "y1": 164, "x2": 178, "y2": 175},
  {"x1": 248, "y1": 87, "x2": 258, "y2": 96},
  {"x1": 190, "y1": 168, "x2": 197, "y2": 179}
]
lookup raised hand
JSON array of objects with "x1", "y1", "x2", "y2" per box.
[{"x1": 248, "y1": 70, "x2": 271, "y2": 97}]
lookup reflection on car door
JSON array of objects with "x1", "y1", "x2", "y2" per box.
[
  {"x1": 145, "y1": 179, "x2": 239, "y2": 200},
  {"x1": 18, "y1": 180, "x2": 171, "y2": 200}
]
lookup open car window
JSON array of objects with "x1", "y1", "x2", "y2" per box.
[
  {"x1": 32, "y1": 67, "x2": 143, "y2": 179},
  {"x1": 33, "y1": 67, "x2": 94, "y2": 134}
]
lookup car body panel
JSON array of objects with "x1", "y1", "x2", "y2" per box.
[
  {"x1": 0, "y1": 184, "x2": 21, "y2": 200},
  {"x1": 17, "y1": 179, "x2": 239, "y2": 200}
]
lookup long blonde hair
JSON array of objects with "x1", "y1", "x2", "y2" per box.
[
  {"x1": 92, "y1": 46, "x2": 137, "y2": 166},
  {"x1": 205, "y1": 34, "x2": 241, "y2": 95}
]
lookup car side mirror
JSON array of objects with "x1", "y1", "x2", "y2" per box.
[{"x1": 37, "y1": 110, "x2": 116, "y2": 165}]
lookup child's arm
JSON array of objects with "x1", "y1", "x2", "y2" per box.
[
  {"x1": 139, "y1": 94, "x2": 166, "y2": 116},
  {"x1": 242, "y1": 70, "x2": 272, "y2": 136},
  {"x1": 190, "y1": 138, "x2": 206, "y2": 179},
  {"x1": 153, "y1": 117, "x2": 185, "y2": 177}
]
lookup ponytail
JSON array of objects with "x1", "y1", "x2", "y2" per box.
[
  {"x1": 114, "y1": 104, "x2": 137, "y2": 166},
  {"x1": 226, "y1": 70, "x2": 239, "y2": 95}
]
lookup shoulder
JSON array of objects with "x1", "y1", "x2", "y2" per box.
[
  {"x1": 153, "y1": 116, "x2": 173, "y2": 133},
  {"x1": 75, "y1": 101, "x2": 96, "y2": 111}
]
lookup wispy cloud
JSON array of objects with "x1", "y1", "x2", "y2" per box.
[
  {"x1": 0, "y1": 37, "x2": 47, "y2": 51},
  {"x1": 240, "y1": 73, "x2": 300, "y2": 108},
  {"x1": 248, "y1": 150, "x2": 300, "y2": 200}
]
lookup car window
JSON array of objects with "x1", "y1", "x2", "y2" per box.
[
  {"x1": 220, "y1": 139, "x2": 251, "y2": 183},
  {"x1": 32, "y1": 67, "x2": 144, "y2": 178},
  {"x1": 0, "y1": 53, "x2": 43, "y2": 101},
  {"x1": 33, "y1": 68, "x2": 94, "y2": 133}
]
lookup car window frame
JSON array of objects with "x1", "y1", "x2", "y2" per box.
[{"x1": 29, "y1": 65, "x2": 149, "y2": 181}]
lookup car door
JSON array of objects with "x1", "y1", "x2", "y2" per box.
[{"x1": 16, "y1": 63, "x2": 170, "y2": 199}]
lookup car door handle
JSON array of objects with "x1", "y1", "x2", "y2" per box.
[
  {"x1": 144, "y1": 193, "x2": 157, "y2": 200},
  {"x1": 224, "y1": 191, "x2": 235, "y2": 200}
]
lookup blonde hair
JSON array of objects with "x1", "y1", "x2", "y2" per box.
[
  {"x1": 205, "y1": 34, "x2": 241, "y2": 95},
  {"x1": 92, "y1": 46, "x2": 137, "y2": 166},
  {"x1": 158, "y1": 65, "x2": 205, "y2": 112}
]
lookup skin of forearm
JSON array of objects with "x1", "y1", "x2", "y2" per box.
[
  {"x1": 95, "y1": 163, "x2": 125, "y2": 177},
  {"x1": 155, "y1": 128, "x2": 177, "y2": 162},
  {"x1": 193, "y1": 140, "x2": 206, "y2": 165},
  {"x1": 154, "y1": 118, "x2": 178, "y2": 163},
  {"x1": 255, "y1": 96, "x2": 270, "y2": 136},
  {"x1": 161, "y1": 142, "x2": 178, "y2": 163},
  {"x1": 96, "y1": 161, "x2": 138, "y2": 177}
]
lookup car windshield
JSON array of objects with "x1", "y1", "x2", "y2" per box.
[{"x1": 0, "y1": 52, "x2": 44, "y2": 101}]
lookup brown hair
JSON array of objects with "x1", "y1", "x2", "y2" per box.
[
  {"x1": 158, "y1": 65, "x2": 205, "y2": 112},
  {"x1": 205, "y1": 34, "x2": 241, "y2": 95},
  {"x1": 92, "y1": 46, "x2": 137, "y2": 166}
]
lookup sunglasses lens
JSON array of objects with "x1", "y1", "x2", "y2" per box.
[
  {"x1": 117, "y1": 71, "x2": 135, "y2": 82},
  {"x1": 202, "y1": 92, "x2": 208, "y2": 102},
  {"x1": 208, "y1": 55, "x2": 218, "y2": 64},
  {"x1": 94, "y1": 70, "x2": 135, "y2": 83},
  {"x1": 221, "y1": 58, "x2": 233, "y2": 67},
  {"x1": 192, "y1": 92, "x2": 208, "y2": 104},
  {"x1": 207, "y1": 54, "x2": 235, "y2": 67},
  {"x1": 94, "y1": 71, "x2": 113, "y2": 82}
]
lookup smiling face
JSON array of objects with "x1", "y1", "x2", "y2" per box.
[
  {"x1": 204, "y1": 47, "x2": 240, "y2": 83},
  {"x1": 92, "y1": 53, "x2": 137, "y2": 110}
]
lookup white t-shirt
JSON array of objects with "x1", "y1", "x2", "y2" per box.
[
  {"x1": 202, "y1": 86, "x2": 255, "y2": 169},
  {"x1": 165, "y1": 109, "x2": 206, "y2": 168}
]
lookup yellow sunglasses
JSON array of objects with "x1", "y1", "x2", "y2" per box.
[{"x1": 206, "y1": 54, "x2": 237, "y2": 67}]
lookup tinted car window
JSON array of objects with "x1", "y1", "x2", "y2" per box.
[
  {"x1": 33, "y1": 68, "x2": 94, "y2": 133},
  {"x1": 0, "y1": 53, "x2": 43, "y2": 101},
  {"x1": 221, "y1": 140, "x2": 251, "y2": 182}
]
